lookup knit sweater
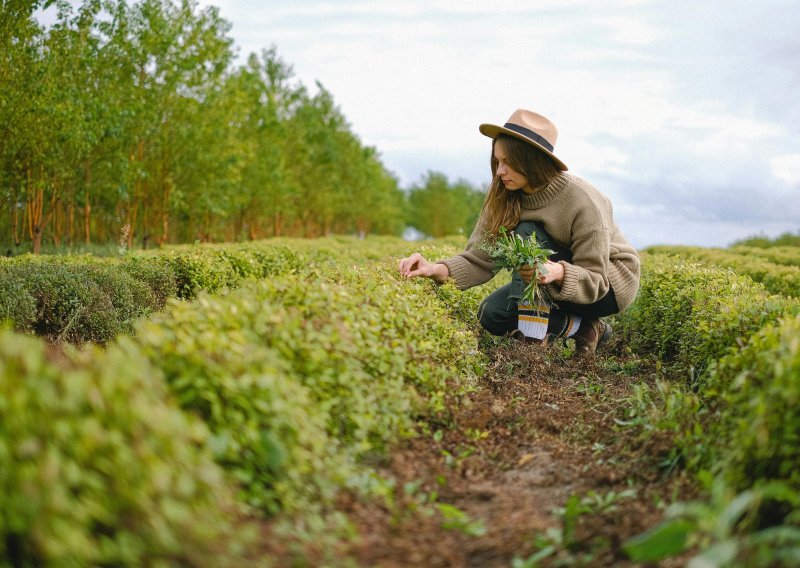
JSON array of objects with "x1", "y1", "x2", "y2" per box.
[{"x1": 440, "y1": 172, "x2": 641, "y2": 312}]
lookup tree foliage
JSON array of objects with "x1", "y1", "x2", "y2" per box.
[
  {"x1": 407, "y1": 171, "x2": 485, "y2": 238},
  {"x1": 0, "y1": 0, "x2": 408, "y2": 252}
]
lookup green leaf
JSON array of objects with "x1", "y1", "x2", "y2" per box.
[{"x1": 623, "y1": 518, "x2": 693, "y2": 562}]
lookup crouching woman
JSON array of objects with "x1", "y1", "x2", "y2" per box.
[{"x1": 398, "y1": 108, "x2": 640, "y2": 357}]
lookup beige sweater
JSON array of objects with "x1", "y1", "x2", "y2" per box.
[{"x1": 440, "y1": 172, "x2": 641, "y2": 312}]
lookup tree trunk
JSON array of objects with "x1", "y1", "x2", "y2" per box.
[
  {"x1": 68, "y1": 200, "x2": 75, "y2": 246},
  {"x1": 83, "y1": 195, "x2": 91, "y2": 245},
  {"x1": 12, "y1": 188, "x2": 20, "y2": 246},
  {"x1": 52, "y1": 195, "x2": 61, "y2": 247},
  {"x1": 158, "y1": 177, "x2": 171, "y2": 246},
  {"x1": 30, "y1": 186, "x2": 57, "y2": 255},
  {"x1": 83, "y1": 162, "x2": 91, "y2": 245},
  {"x1": 126, "y1": 138, "x2": 145, "y2": 249}
]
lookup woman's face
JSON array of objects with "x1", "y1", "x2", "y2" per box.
[{"x1": 494, "y1": 139, "x2": 530, "y2": 192}]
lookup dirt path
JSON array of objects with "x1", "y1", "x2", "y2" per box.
[{"x1": 267, "y1": 338, "x2": 694, "y2": 567}]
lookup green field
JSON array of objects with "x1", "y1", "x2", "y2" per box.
[{"x1": 1, "y1": 236, "x2": 799, "y2": 566}]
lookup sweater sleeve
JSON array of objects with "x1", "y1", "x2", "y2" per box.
[
  {"x1": 438, "y1": 219, "x2": 497, "y2": 290},
  {"x1": 546, "y1": 219, "x2": 612, "y2": 305}
]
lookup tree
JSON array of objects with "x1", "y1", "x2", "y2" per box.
[
  {"x1": 0, "y1": 0, "x2": 407, "y2": 250},
  {"x1": 407, "y1": 171, "x2": 485, "y2": 238}
]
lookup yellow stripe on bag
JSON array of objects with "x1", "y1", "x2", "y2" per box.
[
  {"x1": 518, "y1": 314, "x2": 549, "y2": 325},
  {"x1": 518, "y1": 306, "x2": 550, "y2": 315}
]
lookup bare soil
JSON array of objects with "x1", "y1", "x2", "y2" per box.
[{"x1": 262, "y1": 336, "x2": 696, "y2": 567}]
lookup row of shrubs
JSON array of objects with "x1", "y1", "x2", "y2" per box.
[
  {"x1": 617, "y1": 252, "x2": 800, "y2": 565},
  {"x1": 0, "y1": 237, "x2": 471, "y2": 344},
  {"x1": 0, "y1": 244, "x2": 305, "y2": 342},
  {"x1": 729, "y1": 244, "x2": 800, "y2": 267},
  {"x1": 0, "y1": 242, "x2": 493, "y2": 565},
  {"x1": 645, "y1": 245, "x2": 800, "y2": 297},
  {"x1": 0, "y1": 330, "x2": 251, "y2": 566},
  {"x1": 617, "y1": 252, "x2": 794, "y2": 379}
]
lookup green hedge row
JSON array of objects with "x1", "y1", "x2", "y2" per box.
[
  {"x1": 0, "y1": 329, "x2": 251, "y2": 566},
  {"x1": 0, "y1": 238, "x2": 470, "y2": 344},
  {"x1": 618, "y1": 253, "x2": 800, "y2": 565},
  {"x1": 730, "y1": 245, "x2": 800, "y2": 268},
  {"x1": 0, "y1": 247, "x2": 489, "y2": 565},
  {"x1": 616, "y1": 252, "x2": 793, "y2": 380},
  {"x1": 645, "y1": 245, "x2": 800, "y2": 297},
  {"x1": 0, "y1": 243, "x2": 305, "y2": 342},
  {"x1": 0, "y1": 257, "x2": 165, "y2": 342},
  {"x1": 132, "y1": 261, "x2": 486, "y2": 515},
  {"x1": 703, "y1": 313, "x2": 800, "y2": 492}
]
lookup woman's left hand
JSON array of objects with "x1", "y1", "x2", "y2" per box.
[{"x1": 520, "y1": 261, "x2": 564, "y2": 284}]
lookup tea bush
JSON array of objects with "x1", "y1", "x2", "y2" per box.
[
  {"x1": 703, "y1": 314, "x2": 800, "y2": 491},
  {"x1": 0, "y1": 237, "x2": 472, "y2": 344},
  {"x1": 0, "y1": 275, "x2": 36, "y2": 332},
  {"x1": 645, "y1": 245, "x2": 800, "y2": 297},
  {"x1": 0, "y1": 329, "x2": 249, "y2": 566},
  {"x1": 730, "y1": 245, "x2": 800, "y2": 267},
  {"x1": 135, "y1": 291, "x2": 348, "y2": 516},
  {"x1": 0, "y1": 241, "x2": 310, "y2": 341},
  {"x1": 0, "y1": 261, "x2": 151, "y2": 342},
  {"x1": 310, "y1": 260, "x2": 486, "y2": 405},
  {"x1": 159, "y1": 243, "x2": 306, "y2": 298},
  {"x1": 133, "y1": 261, "x2": 485, "y2": 516},
  {"x1": 158, "y1": 248, "x2": 241, "y2": 299},
  {"x1": 617, "y1": 253, "x2": 790, "y2": 379},
  {"x1": 619, "y1": 255, "x2": 800, "y2": 566},
  {"x1": 120, "y1": 254, "x2": 178, "y2": 309}
]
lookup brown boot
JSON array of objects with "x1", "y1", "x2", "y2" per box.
[{"x1": 573, "y1": 318, "x2": 611, "y2": 357}]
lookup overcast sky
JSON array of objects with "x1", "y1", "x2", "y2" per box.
[{"x1": 194, "y1": 0, "x2": 799, "y2": 248}]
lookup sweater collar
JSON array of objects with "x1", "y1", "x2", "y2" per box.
[{"x1": 519, "y1": 172, "x2": 569, "y2": 209}]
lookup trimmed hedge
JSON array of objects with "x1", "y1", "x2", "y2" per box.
[
  {"x1": 133, "y1": 261, "x2": 486, "y2": 516},
  {"x1": 730, "y1": 245, "x2": 800, "y2": 268},
  {"x1": 0, "y1": 243, "x2": 308, "y2": 342},
  {"x1": 619, "y1": 253, "x2": 800, "y2": 564},
  {"x1": 703, "y1": 314, "x2": 800, "y2": 491},
  {"x1": 0, "y1": 261, "x2": 152, "y2": 343},
  {"x1": 135, "y1": 289, "x2": 349, "y2": 516},
  {"x1": 645, "y1": 245, "x2": 800, "y2": 297},
  {"x1": 0, "y1": 329, "x2": 250, "y2": 566},
  {"x1": 0, "y1": 238, "x2": 472, "y2": 344},
  {"x1": 0, "y1": 276, "x2": 36, "y2": 333},
  {"x1": 616, "y1": 253, "x2": 791, "y2": 379}
]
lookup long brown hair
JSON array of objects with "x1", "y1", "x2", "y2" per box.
[{"x1": 479, "y1": 134, "x2": 562, "y2": 235}]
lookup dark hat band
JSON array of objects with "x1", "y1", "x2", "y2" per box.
[{"x1": 503, "y1": 122, "x2": 555, "y2": 152}]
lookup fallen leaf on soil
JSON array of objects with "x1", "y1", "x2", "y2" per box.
[{"x1": 517, "y1": 453, "x2": 536, "y2": 466}]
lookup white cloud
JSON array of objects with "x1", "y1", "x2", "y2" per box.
[
  {"x1": 588, "y1": 15, "x2": 663, "y2": 45},
  {"x1": 770, "y1": 154, "x2": 800, "y2": 186}
]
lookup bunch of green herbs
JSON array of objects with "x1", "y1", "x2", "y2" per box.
[{"x1": 480, "y1": 227, "x2": 555, "y2": 305}]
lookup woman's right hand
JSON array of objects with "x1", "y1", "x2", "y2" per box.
[{"x1": 398, "y1": 252, "x2": 449, "y2": 282}]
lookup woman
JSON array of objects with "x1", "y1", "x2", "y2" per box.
[{"x1": 398, "y1": 109, "x2": 640, "y2": 356}]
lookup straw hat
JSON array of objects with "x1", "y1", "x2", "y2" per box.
[{"x1": 479, "y1": 108, "x2": 568, "y2": 171}]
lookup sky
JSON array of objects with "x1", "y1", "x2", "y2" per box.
[{"x1": 191, "y1": 0, "x2": 800, "y2": 248}]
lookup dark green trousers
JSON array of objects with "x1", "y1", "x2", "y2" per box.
[{"x1": 477, "y1": 221, "x2": 619, "y2": 337}]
